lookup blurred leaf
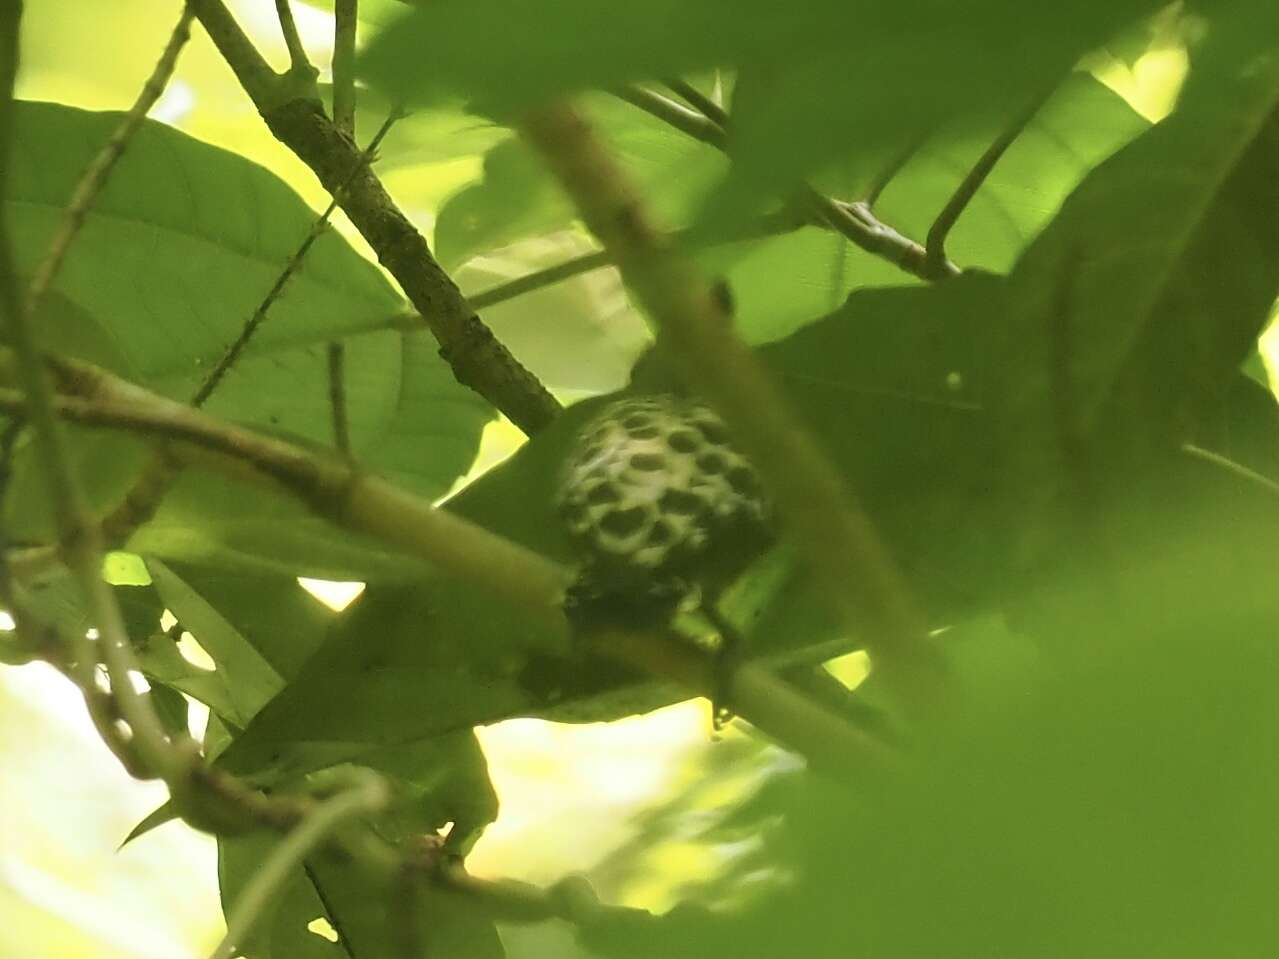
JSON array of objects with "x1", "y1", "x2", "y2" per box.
[
  {"x1": 2, "y1": 101, "x2": 491, "y2": 577},
  {"x1": 439, "y1": 74, "x2": 1144, "y2": 357},
  {"x1": 217, "y1": 733, "x2": 501, "y2": 957},
  {"x1": 585, "y1": 471, "x2": 1279, "y2": 957},
  {"x1": 458, "y1": 231, "x2": 649, "y2": 395},
  {"x1": 319, "y1": 82, "x2": 512, "y2": 170},
  {"x1": 435, "y1": 139, "x2": 570, "y2": 269},
  {"x1": 997, "y1": 38, "x2": 1279, "y2": 560},
  {"x1": 872, "y1": 73, "x2": 1150, "y2": 274},
  {"x1": 361, "y1": 0, "x2": 1163, "y2": 218},
  {"x1": 435, "y1": 93, "x2": 726, "y2": 269}
]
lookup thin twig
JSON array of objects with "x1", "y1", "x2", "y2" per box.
[
  {"x1": 24, "y1": 3, "x2": 195, "y2": 321},
  {"x1": 332, "y1": 0, "x2": 357, "y2": 138},
  {"x1": 616, "y1": 84, "x2": 958, "y2": 282},
  {"x1": 274, "y1": 0, "x2": 314, "y2": 77},
  {"x1": 328, "y1": 340, "x2": 351, "y2": 456},
  {"x1": 211, "y1": 773, "x2": 389, "y2": 959},
  {"x1": 193, "y1": 110, "x2": 398, "y2": 407},
  {"x1": 806, "y1": 190, "x2": 959, "y2": 281},
  {"x1": 521, "y1": 103, "x2": 947, "y2": 709},
  {"x1": 925, "y1": 94, "x2": 1046, "y2": 273},
  {"x1": 468, "y1": 250, "x2": 611, "y2": 311},
  {"x1": 663, "y1": 77, "x2": 728, "y2": 127}
]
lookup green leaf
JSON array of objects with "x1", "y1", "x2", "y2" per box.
[
  {"x1": 3, "y1": 101, "x2": 492, "y2": 576},
  {"x1": 160, "y1": 561, "x2": 336, "y2": 679},
  {"x1": 435, "y1": 93, "x2": 726, "y2": 270},
  {"x1": 147, "y1": 560, "x2": 285, "y2": 727},
  {"x1": 434, "y1": 139, "x2": 570, "y2": 269},
  {"x1": 996, "y1": 37, "x2": 1279, "y2": 557},
  {"x1": 438, "y1": 74, "x2": 1143, "y2": 356}
]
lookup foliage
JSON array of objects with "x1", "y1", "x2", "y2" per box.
[{"x1": 2, "y1": 1, "x2": 1279, "y2": 957}]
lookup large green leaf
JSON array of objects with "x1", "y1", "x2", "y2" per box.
[
  {"x1": 217, "y1": 732, "x2": 501, "y2": 958},
  {"x1": 434, "y1": 93, "x2": 727, "y2": 270},
  {"x1": 2, "y1": 101, "x2": 491, "y2": 576},
  {"x1": 582, "y1": 459, "x2": 1279, "y2": 957},
  {"x1": 996, "y1": 32, "x2": 1279, "y2": 558}
]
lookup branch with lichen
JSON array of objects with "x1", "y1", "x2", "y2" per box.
[{"x1": 190, "y1": 0, "x2": 561, "y2": 435}]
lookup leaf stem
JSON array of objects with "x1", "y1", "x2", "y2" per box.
[
  {"x1": 192, "y1": 111, "x2": 398, "y2": 408},
  {"x1": 328, "y1": 340, "x2": 351, "y2": 456},
  {"x1": 925, "y1": 94, "x2": 1045, "y2": 273}
]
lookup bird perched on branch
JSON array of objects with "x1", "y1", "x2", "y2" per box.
[{"x1": 556, "y1": 393, "x2": 773, "y2": 724}]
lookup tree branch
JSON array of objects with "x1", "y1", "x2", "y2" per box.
[
  {"x1": 189, "y1": 0, "x2": 283, "y2": 108},
  {"x1": 0, "y1": 354, "x2": 887, "y2": 776},
  {"x1": 663, "y1": 77, "x2": 727, "y2": 127},
  {"x1": 191, "y1": 0, "x2": 561, "y2": 435},
  {"x1": 520, "y1": 103, "x2": 947, "y2": 709}
]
